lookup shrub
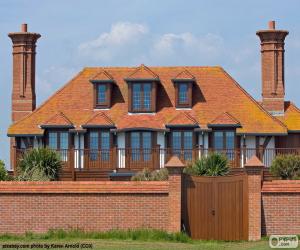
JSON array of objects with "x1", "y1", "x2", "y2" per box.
[
  {"x1": 0, "y1": 160, "x2": 9, "y2": 181},
  {"x1": 16, "y1": 148, "x2": 62, "y2": 181},
  {"x1": 131, "y1": 168, "x2": 168, "y2": 181},
  {"x1": 184, "y1": 152, "x2": 229, "y2": 176},
  {"x1": 270, "y1": 154, "x2": 300, "y2": 180}
]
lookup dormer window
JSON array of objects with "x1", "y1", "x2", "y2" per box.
[
  {"x1": 172, "y1": 69, "x2": 195, "y2": 109},
  {"x1": 90, "y1": 70, "x2": 114, "y2": 109},
  {"x1": 96, "y1": 84, "x2": 108, "y2": 106},
  {"x1": 174, "y1": 82, "x2": 193, "y2": 108},
  {"x1": 132, "y1": 83, "x2": 152, "y2": 112},
  {"x1": 125, "y1": 64, "x2": 159, "y2": 113}
]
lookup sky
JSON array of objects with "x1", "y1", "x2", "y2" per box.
[{"x1": 1, "y1": 0, "x2": 300, "y2": 167}]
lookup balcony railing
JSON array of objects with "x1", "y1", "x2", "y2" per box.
[{"x1": 14, "y1": 147, "x2": 300, "y2": 172}]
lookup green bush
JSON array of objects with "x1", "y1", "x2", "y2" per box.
[
  {"x1": 131, "y1": 168, "x2": 169, "y2": 181},
  {"x1": 16, "y1": 148, "x2": 62, "y2": 181},
  {"x1": 184, "y1": 152, "x2": 229, "y2": 176},
  {"x1": 270, "y1": 154, "x2": 300, "y2": 180},
  {"x1": 0, "y1": 160, "x2": 9, "y2": 181}
]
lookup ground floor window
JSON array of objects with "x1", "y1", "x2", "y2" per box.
[
  {"x1": 129, "y1": 131, "x2": 152, "y2": 161},
  {"x1": 48, "y1": 131, "x2": 69, "y2": 161},
  {"x1": 89, "y1": 131, "x2": 110, "y2": 161},
  {"x1": 213, "y1": 131, "x2": 235, "y2": 159},
  {"x1": 171, "y1": 131, "x2": 193, "y2": 161}
]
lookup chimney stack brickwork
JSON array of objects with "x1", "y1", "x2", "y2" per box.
[
  {"x1": 8, "y1": 24, "x2": 41, "y2": 123},
  {"x1": 256, "y1": 21, "x2": 288, "y2": 115}
]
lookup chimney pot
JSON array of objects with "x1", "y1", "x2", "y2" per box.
[
  {"x1": 268, "y1": 21, "x2": 275, "y2": 30},
  {"x1": 21, "y1": 23, "x2": 27, "y2": 32}
]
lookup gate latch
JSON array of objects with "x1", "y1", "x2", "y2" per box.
[{"x1": 212, "y1": 210, "x2": 215, "y2": 216}]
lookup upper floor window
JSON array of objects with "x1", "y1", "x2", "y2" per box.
[
  {"x1": 175, "y1": 82, "x2": 192, "y2": 108},
  {"x1": 93, "y1": 83, "x2": 112, "y2": 109},
  {"x1": 130, "y1": 83, "x2": 155, "y2": 112}
]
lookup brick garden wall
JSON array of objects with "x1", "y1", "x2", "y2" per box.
[
  {"x1": 262, "y1": 181, "x2": 300, "y2": 235},
  {"x1": 0, "y1": 181, "x2": 178, "y2": 234}
]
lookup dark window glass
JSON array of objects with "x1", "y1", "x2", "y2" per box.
[
  {"x1": 178, "y1": 84, "x2": 188, "y2": 104},
  {"x1": 131, "y1": 132, "x2": 140, "y2": 161},
  {"x1": 214, "y1": 131, "x2": 223, "y2": 150},
  {"x1": 89, "y1": 131, "x2": 110, "y2": 161},
  {"x1": 225, "y1": 132, "x2": 235, "y2": 150},
  {"x1": 132, "y1": 83, "x2": 152, "y2": 111},
  {"x1": 48, "y1": 131, "x2": 68, "y2": 161},
  {"x1": 49, "y1": 132, "x2": 57, "y2": 150},
  {"x1": 172, "y1": 131, "x2": 193, "y2": 161},
  {"x1": 101, "y1": 132, "x2": 110, "y2": 160},
  {"x1": 130, "y1": 132, "x2": 152, "y2": 161},
  {"x1": 89, "y1": 132, "x2": 99, "y2": 161},
  {"x1": 132, "y1": 84, "x2": 141, "y2": 111},
  {"x1": 97, "y1": 85, "x2": 107, "y2": 104}
]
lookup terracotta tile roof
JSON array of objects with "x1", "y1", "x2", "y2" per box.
[
  {"x1": 125, "y1": 64, "x2": 159, "y2": 80},
  {"x1": 41, "y1": 112, "x2": 74, "y2": 128},
  {"x1": 277, "y1": 101, "x2": 300, "y2": 131},
  {"x1": 115, "y1": 114, "x2": 165, "y2": 131},
  {"x1": 209, "y1": 112, "x2": 240, "y2": 127},
  {"x1": 90, "y1": 70, "x2": 114, "y2": 82},
  {"x1": 166, "y1": 112, "x2": 198, "y2": 127},
  {"x1": 172, "y1": 69, "x2": 195, "y2": 80},
  {"x1": 8, "y1": 66, "x2": 288, "y2": 136},
  {"x1": 82, "y1": 112, "x2": 114, "y2": 128}
]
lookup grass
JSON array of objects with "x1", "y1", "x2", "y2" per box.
[{"x1": 0, "y1": 229, "x2": 288, "y2": 250}]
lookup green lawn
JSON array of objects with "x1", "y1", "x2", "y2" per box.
[{"x1": 0, "y1": 238, "x2": 278, "y2": 250}]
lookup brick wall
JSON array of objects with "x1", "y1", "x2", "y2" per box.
[
  {"x1": 262, "y1": 181, "x2": 300, "y2": 235},
  {"x1": 0, "y1": 181, "x2": 179, "y2": 234}
]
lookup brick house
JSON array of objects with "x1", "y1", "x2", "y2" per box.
[{"x1": 7, "y1": 21, "x2": 300, "y2": 180}]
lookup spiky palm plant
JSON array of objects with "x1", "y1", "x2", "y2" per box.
[
  {"x1": 17, "y1": 148, "x2": 62, "y2": 181},
  {"x1": 184, "y1": 152, "x2": 229, "y2": 176}
]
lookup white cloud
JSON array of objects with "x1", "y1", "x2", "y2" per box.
[
  {"x1": 152, "y1": 32, "x2": 223, "y2": 60},
  {"x1": 78, "y1": 22, "x2": 148, "y2": 61}
]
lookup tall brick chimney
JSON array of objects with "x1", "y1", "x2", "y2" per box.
[
  {"x1": 8, "y1": 24, "x2": 41, "y2": 123},
  {"x1": 257, "y1": 21, "x2": 288, "y2": 115}
]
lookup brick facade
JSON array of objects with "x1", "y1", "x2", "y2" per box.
[
  {"x1": 244, "y1": 156, "x2": 263, "y2": 241},
  {"x1": 262, "y1": 181, "x2": 300, "y2": 235},
  {"x1": 0, "y1": 181, "x2": 173, "y2": 234}
]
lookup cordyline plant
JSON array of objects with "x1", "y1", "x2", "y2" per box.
[
  {"x1": 16, "y1": 148, "x2": 63, "y2": 181},
  {"x1": 184, "y1": 152, "x2": 229, "y2": 176}
]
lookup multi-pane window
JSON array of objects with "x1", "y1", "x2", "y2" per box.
[
  {"x1": 48, "y1": 131, "x2": 69, "y2": 161},
  {"x1": 132, "y1": 83, "x2": 152, "y2": 112},
  {"x1": 178, "y1": 83, "x2": 188, "y2": 104},
  {"x1": 130, "y1": 131, "x2": 152, "y2": 161},
  {"x1": 97, "y1": 84, "x2": 107, "y2": 104},
  {"x1": 175, "y1": 82, "x2": 192, "y2": 108},
  {"x1": 89, "y1": 131, "x2": 110, "y2": 161},
  {"x1": 213, "y1": 131, "x2": 235, "y2": 160},
  {"x1": 213, "y1": 131, "x2": 235, "y2": 150},
  {"x1": 171, "y1": 131, "x2": 193, "y2": 161}
]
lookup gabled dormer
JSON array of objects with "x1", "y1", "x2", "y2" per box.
[
  {"x1": 90, "y1": 70, "x2": 114, "y2": 109},
  {"x1": 124, "y1": 64, "x2": 160, "y2": 113},
  {"x1": 172, "y1": 69, "x2": 195, "y2": 109}
]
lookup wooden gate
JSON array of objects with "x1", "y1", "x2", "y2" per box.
[{"x1": 182, "y1": 174, "x2": 248, "y2": 241}]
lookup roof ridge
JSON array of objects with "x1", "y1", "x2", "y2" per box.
[
  {"x1": 219, "y1": 68, "x2": 287, "y2": 132},
  {"x1": 9, "y1": 69, "x2": 84, "y2": 129}
]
